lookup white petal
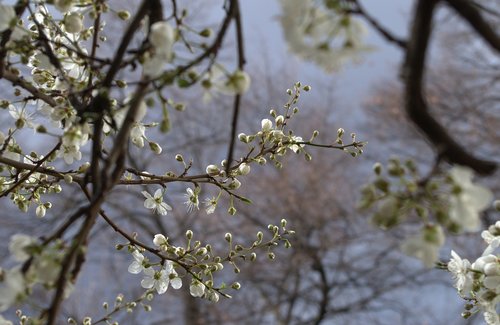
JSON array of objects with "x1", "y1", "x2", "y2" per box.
[{"x1": 170, "y1": 277, "x2": 182, "y2": 290}]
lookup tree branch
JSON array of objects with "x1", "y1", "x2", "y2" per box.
[{"x1": 402, "y1": 0, "x2": 497, "y2": 175}]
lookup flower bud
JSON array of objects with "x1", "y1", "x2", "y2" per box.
[
  {"x1": 206, "y1": 164, "x2": 220, "y2": 176},
  {"x1": 36, "y1": 205, "x2": 46, "y2": 218},
  {"x1": 238, "y1": 163, "x2": 250, "y2": 176},
  {"x1": 224, "y1": 232, "x2": 232, "y2": 242},
  {"x1": 64, "y1": 13, "x2": 83, "y2": 34},
  {"x1": 117, "y1": 10, "x2": 130, "y2": 20},
  {"x1": 275, "y1": 115, "x2": 284, "y2": 126},
  {"x1": 228, "y1": 178, "x2": 241, "y2": 190},
  {"x1": 186, "y1": 230, "x2": 193, "y2": 240},
  {"x1": 303, "y1": 85, "x2": 311, "y2": 91},
  {"x1": 261, "y1": 119, "x2": 272, "y2": 132},
  {"x1": 175, "y1": 154, "x2": 184, "y2": 162},
  {"x1": 149, "y1": 142, "x2": 162, "y2": 154},
  {"x1": 231, "y1": 282, "x2": 241, "y2": 290}
]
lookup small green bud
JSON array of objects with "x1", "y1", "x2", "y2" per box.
[
  {"x1": 228, "y1": 206, "x2": 237, "y2": 215},
  {"x1": 280, "y1": 219, "x2": 287, "y2": 228},
  {"x1": 115, "y1": 80, "x2": 127, "y2": 88},
  {"x1": 373, "y1": 162, "x2": 382, "y2": 175},
  {"x1": 303, "y1": 85, "x2": 311, "y2": 91},
  {"x1": 268, "y1": 252, "x2": 275, "y2": 260},
  {"x1": 250, "y1": 252, "x2": 257, "y2": 261},
  {"x1": 231, "y1": 282, "x2": 241, "y2": 290},
  {"x1": 175, "y1": 154, "x2": 184, "y2": 162},
  {"x1": 224, "y1": 233, "x2": 232, "y2": 242},
  {"x1": 199, "y1": 28, "x2": 212, "y2": 37},
  {"x1": 117, "y1": 10, "x2": 131, "y2": 20},
  {"x1": 494, "y1": 200, "x2": 500, "y2": 211},
  {"x1": 149, "y1": 142, "x2": 162, "y2": 154},
  {"x1": 186, "y1": 230, "x2": 193, "y2": 240}
]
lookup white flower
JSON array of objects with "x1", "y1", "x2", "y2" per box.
[
  {"x1": 184, "y1": 188, "x2": 199, "y2": 212},
  {"x1": 149, "y1": 21, "x2": 175, "y2": 57},
  {"x1": 289, "y1": 135, "x2": 304, "y2": 153},
  {"x1": 261, "y1": 119, "x2": 273, "y2": 132},
  {"x1": 0, "y1": 268, "x2": 25, "y2": 312},
  {"x1": 401, "y1": 225, "x2": 445, "y2": 268},
  {"x1": 36, "y1": 205, "x2": 46, "y2": 218},
  {"x1": 206, "y1": 164, "x2": 220, "y2": 176},
  {"x1": 53, "y1": 0, "x2": 73, "y2": 13},
  {"x1": 448, "y1": 250, "x2": 473, "y2": 294},
  {"x1": 8, "y1": 234, "x2": 37, "y2": 262},
  {"x1": 128, "y1": 250, "x2": 148, "y2": 274},
  {"x1": 9, "y1": 105, "x2": 35, "y2": 129},
  {"x1": 141, "y1": 267, "x2": 170, "y2": 294},
  {"x1": 153, "y1": 234, "x2": 168, "y2": 247},
  {"x1": 482, "y1": 221, "x2": 500, "y2": 256},
  {"x1": 217, "y1": 70, "x2": 251, "y2": 95},
  {"x1": 448, "y1": 166, "x2": 493, "y2": 232},
  {"x1": 190, "y1": 281, "x2": 205, "y2": 297},
  {"x1": 130, "y1": 124, "x2": 146, "y2": 148},
  {"x1": 279, "y1": 0, "x2": 370, "y2": 72},
  {"x1": 238, "y1": 163, "x2": 250, "y2": 176},
  {"x1": 206, "y1": 289, "x2": 219, "y2": 303},
  {"x1": 140, "y1": 262, "x2": 181, "y2": 294},
  {"x1": 58, "y1": 144, "x2": 82, "y2": 164},
  {"x1": 0, "y1": 4, "x2": 15, "y2": 32},
  {"x1": 64, "y1": 13, "x2": 83, "y2": 34},
  {"x1": 204, "y1": 197, "x2": 217, "y2": 214},
  {"x1": 142, "y1": 189, "x2": 172, "y2": 215},
  {"x1": 483, "y1": 308, "x2": 500, "y2": 325}
]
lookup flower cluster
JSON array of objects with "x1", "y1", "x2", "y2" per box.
[
  {"x1": 448, "y1": 219, "x2": 500, "y2": 324},
  {"x1": 279, "y1": 0, "x2": 371, "y2": 72},
  {"x1": 0, "y1": 234, "x2": 69, "y2": 313},
  {"x1": 360, "y1": 160, "x2": 494, "y2": 267},
  {"x1": 123, "y1": 221, "x2": 294, "y2": 303}
]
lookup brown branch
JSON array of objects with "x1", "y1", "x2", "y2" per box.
[
  {"x1": 402, "y1": 0, "x2": 496, "y2": 175},
  {"x1": 1, "y1": 70, "x2": 57, "y2": 107},
  {"x1": 445, "y1": 0, "x2": 500, "y2": 53},
  {"x1": 351, "y1": 0, "x2": 407, "y2": 49},
  {"x1": 0, "y1": 141, "x2": 61, "y2": 197},
  {"x1": 226, "y1": 0, "x2": 246, "y2": 172}
]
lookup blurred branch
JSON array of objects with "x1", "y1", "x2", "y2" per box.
[
  {"x1": 445, "y1": 0, "x2": 500, "y2": 53},
  {"x1": 226, "y1": 0, "x2": 246, "y2": 172},
  {"x1": 402, "y1": 0, "x2": 497, "y2": 175},
  {"x1": 351, "y1": 0, "x2": 407, "y2": 49}
]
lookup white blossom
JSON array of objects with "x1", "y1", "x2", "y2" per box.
[
  {"x1": 204, "y1": 197, "x2": 217, "y2": 215},
  {"x1": 0, "y1": 268, "x2": 25, "y2": 312},
  {"x1": 184, "y1": 188, "x2": 199, "y2": 212},
  {"x1": 142, "y1": 189, "x2": 172, "y2": 215},
  {"x1": 261, "y1": 119, "x2": 273, "y2": 132},
  {"x1": 190, "y1": 281, "x2": 205, "y2": 297},
  {"x1": 53, "y1": 0, "x2": 73, "y2": 13},
  {"x1": 149, "y1": 21, "x2": 175, "y2": 58},
  {"x1": 153, "y1": 234, "x2": 168, "y2": 247},
  {"x1": 448, "y1": 166, "x2": 493, "y2": 232},
  {"x1": 448, "y1": 250, "x2": 473, "y2": 294},
  {"x1": 401, "y1": 225, "x2": 445, "y2": 268},
  {"x1": 289, "y1": 135, "x2": 305, "y2": 153},
  {"x1": 8, "y1": 234, "x2": 37, "y2": 262},
  {"x1": 64, "y1": 13, "x2": 83, "y2": 34},
  {"x1": 238, "y1": 163, "x2": 250, "y2": 176},
  {"x1": 128, "y1": 250, "x2": 147, "y2": 274},
  {"x1": 217, "y1": 70, "x2": 251, "y2": 95},
  {"x1": 482, "y1": 221, "x2": 500, "y2": 256}
]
